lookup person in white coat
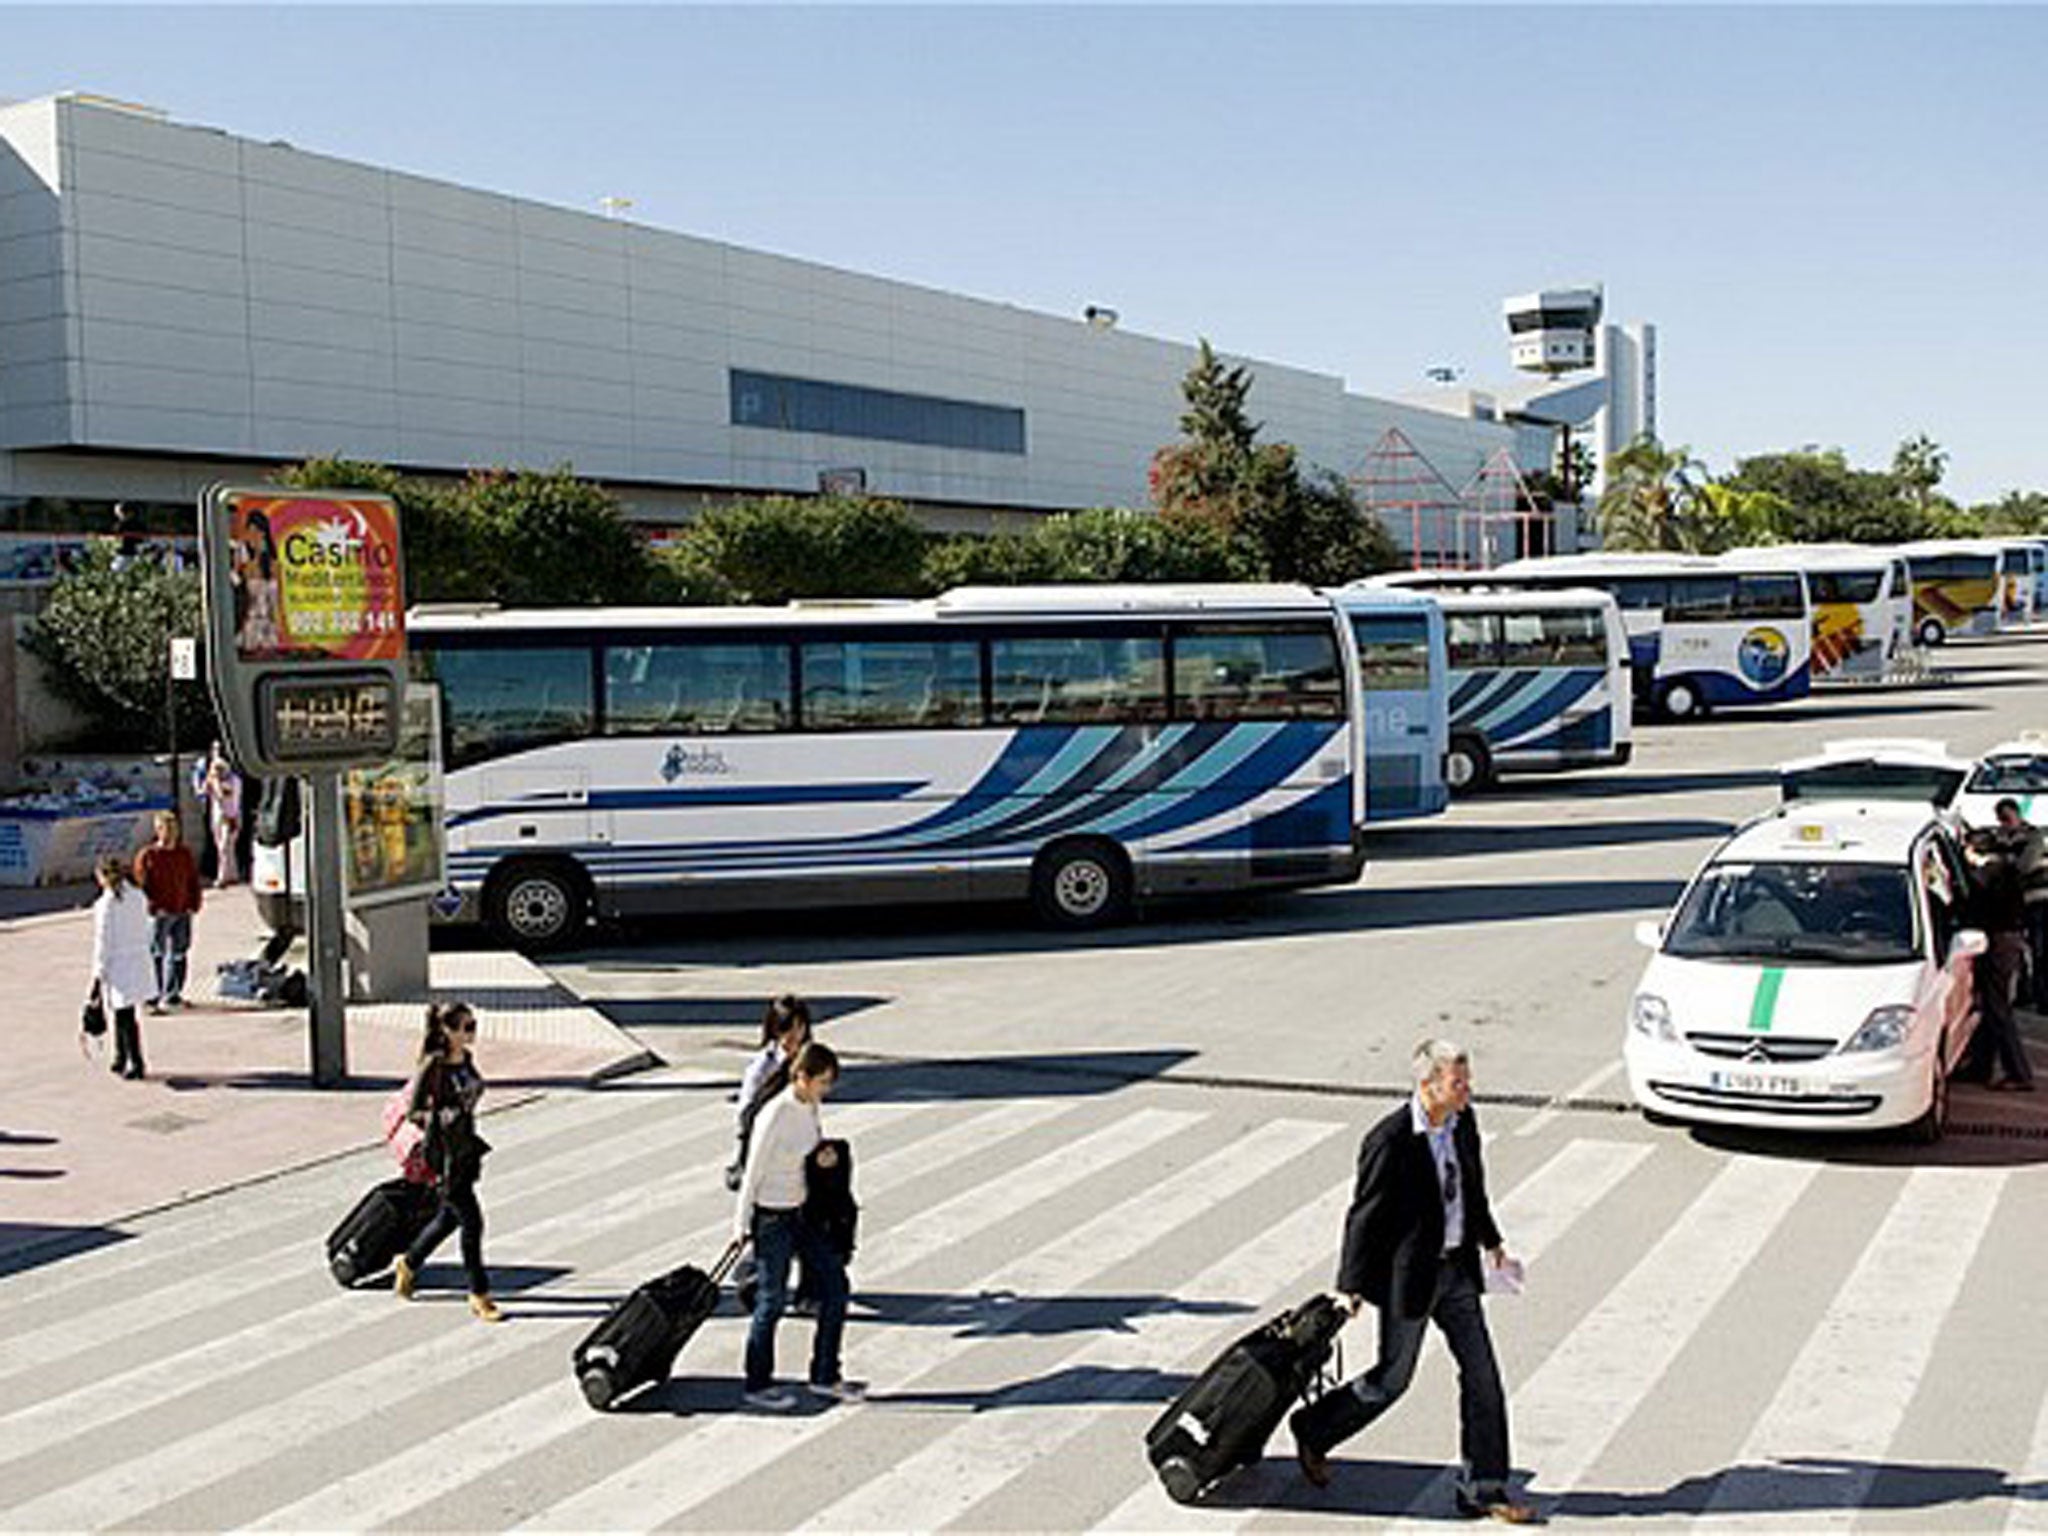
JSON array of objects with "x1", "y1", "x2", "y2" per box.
[{"x1": 91, "y1": 854, "x2": 156, "y2": 1079}]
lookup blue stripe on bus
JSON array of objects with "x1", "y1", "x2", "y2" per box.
[
  {"x1": 1177, "y1": 776, "x2": 1354, "y2": 853},
  {"x1": 445, "y1": 780, "x2": 927, "y2": 828},
  {"x1": 1471, "y1": 672, "x2": 1604, "y2": 748}
]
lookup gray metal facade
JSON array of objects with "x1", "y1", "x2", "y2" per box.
[{"x1": 0, "y1": 94, "x2": 1526, "y2": 536}]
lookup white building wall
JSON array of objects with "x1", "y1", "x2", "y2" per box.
[{"x1": 0, "y1": 94, "x2": 1516, "y2": 540}]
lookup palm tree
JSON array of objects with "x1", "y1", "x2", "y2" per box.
[
  {"x1": 1891, "y1": 434, "x2": 1947, "y2": 521},
  {"x1": 1594, "y1": 437, "x2": 1710, "y2": 551}
]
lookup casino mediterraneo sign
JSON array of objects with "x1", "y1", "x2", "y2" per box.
[
  {"x1": 226, "y1": 494, "x2": 404, "y2": 664},
  {"x1": 200, "y1": 486, "x2": 408, "y2": 775}
]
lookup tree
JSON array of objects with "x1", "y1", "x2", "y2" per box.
[
  {"x1": 1721, "y1": 448, "x2": 1925, "y2": 544},
  {"x1": 1973, "y1": 490, "x2": 2048, "y2": 535},
  {"x1": 1594, "y1": 437, "x2": 1712, "y2": 551},
  {"x1": 923, "y1": 508, "x2": 1254, "y2": 589},
  {"x1": 458, "y1": 467, "x2": 659, "y2": 606},
  {"x1": 23, "y1": 540, "x2": 216, "y2": 750},
  {"x1": 1891, "y1": 433, "x2": 1948, "y2": 522},
  {"x1": 665, "y1": 495, "x2": 934, "y2": 605},
  {"x1": 1150, "y1": 340, "x2": 1395, "y2": 582}
]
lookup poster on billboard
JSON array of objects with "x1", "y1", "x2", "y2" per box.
[
  {"x1": 222, "y1": 492, "x2": 405, "y2": 664},
  {"x1": 342, "y1": 685, "x2": 444, "y2": 909}
]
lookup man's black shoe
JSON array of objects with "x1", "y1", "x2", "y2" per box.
[{"x1": 1288, "y1": 1410, "x2": 1331, "y2": 1488}]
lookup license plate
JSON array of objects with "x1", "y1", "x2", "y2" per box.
[{"x1": 1710, "y1": 1069, "x2": 1804, "y2": 1097}]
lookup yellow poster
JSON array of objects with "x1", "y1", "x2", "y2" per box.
[{"x1": 342, "y1": 686, "x2": 444, "y2": 907}]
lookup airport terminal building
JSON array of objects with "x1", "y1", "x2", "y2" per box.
[{"x1": 0, "y1": 92, "x2": 1548, "y2": 565}]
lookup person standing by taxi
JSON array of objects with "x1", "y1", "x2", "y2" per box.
[
  {"x1": 1290, "y1": 1039, "x2": 1540, "y2": 1524},
  {"x1": 1991, "y1": 798, "x2": 2048, "y2": 1010},
  {"x1": 1963, "y1": 831, "x2": 2034, "y2": 1091}
]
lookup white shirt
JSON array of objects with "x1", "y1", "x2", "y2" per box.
[
  {"x1": 1410, "y1": 1094, "x2": 1465, "y2": 1255},
  {"x1": 733, "y1": 1085, "x2": 822, "y2": 1239},
  {"x1": 92, "y1": 886, "x2": 157, "y2": 1012}
]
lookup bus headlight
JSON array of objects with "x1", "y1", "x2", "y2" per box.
[
  {"x1": 1842, "y1": 1005, "x2": 1914, "y2": 1054},
  {"x1": 1630, "y1": 993, "x2": 1676, "y2": 1041}
]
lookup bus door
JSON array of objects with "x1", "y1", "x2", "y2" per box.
[{"x1": 1343, "y1": 601, "x2": 1448, "y2": 823}]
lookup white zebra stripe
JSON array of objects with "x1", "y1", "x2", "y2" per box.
[
  {"x1": 1704, "y1": 1165, "x2": 2005, "y2": 1530},
  {"x1": 511, "y1": 1113, "x2": 1324, "y2": 1534},
  {"x1": 227, "y1": 1097, "x2": 1081, "y2": 1532},
  {"x1": 0, "y1": 1076, "x2": 728, "y2": 1313},
  {"x1": 0, "y1": 1085, "x2": 756, "y2": 1379},
  {"x1": 798, "y1": 1124, "x2": 1354, "y2": 1531},
  {"x1": 0, "y1": 1095, "x2": 987, "y2": 1472},
  {"x1": 0, "y1": 1096, "x2": 1067, "y2": 1534},
  {"x1": 1091, "y1": 1135, "x2": 1654, "y2": 1534}
]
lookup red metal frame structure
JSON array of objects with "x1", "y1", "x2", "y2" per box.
[
  {"x1": 1351, "y1": 427, "x2": 1467, "y2": 570},
  {"x1": 1459, "y1": 448, "x2": 1555, "y2": 570}
]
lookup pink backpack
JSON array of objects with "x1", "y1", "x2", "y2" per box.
[{"x1": 382, "y1": 1080, "x2": 433, "y2": 1184}]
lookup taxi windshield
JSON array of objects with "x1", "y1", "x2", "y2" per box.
[
  {"x1": 1965, "y1": 755, "x2": 2048, "y2": 794},
  {"x1": 1664, "y1": 861, "x2": 1918, "y2": 964}
]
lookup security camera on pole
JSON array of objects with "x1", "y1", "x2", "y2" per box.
[{"x1": 198, "y1": 485, "x2": 407, "y2": 1087}]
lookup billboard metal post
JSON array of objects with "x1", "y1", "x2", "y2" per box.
[{"x1": 306, "y1": 772, "x2": 349, "y2": 1084}]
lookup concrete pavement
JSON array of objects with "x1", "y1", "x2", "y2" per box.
[{"x1": 0, "y1": 883, "x2": 653, "y2": 1271}]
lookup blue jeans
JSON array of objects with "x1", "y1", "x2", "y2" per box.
[
  {"x1": 745, "y1": 1208, "x2": 849, "y2": 1392},
  {"x1": 151, "y1": 913, "x2": 192, "y2": 1003}
]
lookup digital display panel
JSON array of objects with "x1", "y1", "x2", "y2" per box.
[{"x1": 257, "y1": 673, "x2": 400, "y2": 765}]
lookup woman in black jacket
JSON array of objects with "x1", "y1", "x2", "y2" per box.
[{"x1": 393, "y1": 1001, "x2": 501, "y2": 1322}]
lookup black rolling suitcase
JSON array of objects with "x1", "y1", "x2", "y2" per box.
[
  {"x1": 1145, "y1": 1293, "x2": 1347, "y2": 1504},
  {"x1": 574, "y1": 1242, "x2": 743, "y2": 1410},
  {"x1": 327, "y1": 1177, "x2": 438, "y2": 1288}
]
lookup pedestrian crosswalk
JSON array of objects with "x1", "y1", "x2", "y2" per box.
[{"x1": 0, "y1": 1065, "x2": 2041, "y2": 1532}]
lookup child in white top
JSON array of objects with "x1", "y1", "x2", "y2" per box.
[{"x1": 733, "y1": 1041, "x2": 859, "y2": 1411}]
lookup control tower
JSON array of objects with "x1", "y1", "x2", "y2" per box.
[{"x1": 1503, "y1": 286, "x2": 1603, "y2": 376}]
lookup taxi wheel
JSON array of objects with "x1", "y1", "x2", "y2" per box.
[{"x1": 1906, "y1": 1058, "x2": 1949, "y2": 1146}]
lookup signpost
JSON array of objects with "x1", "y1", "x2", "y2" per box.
[{"x1": 198, "y1": 486, "x2": 407, "y2": 1086}]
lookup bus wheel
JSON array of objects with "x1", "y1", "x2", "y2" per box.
[
  {"x1": 1031, "y1": 839, "x2": 1131, "y2": 928},
  {"x1": 1658, "y1": 679, "x2": 1703, "y2": 721},
  {"x1": 1915, "y1": 617, "x2": 1947, "y2": 648},
  {"x1": 1445, "y1": 733, "x2": 1494, "y2": 794},
  {"x1": 485, "y1": 859, "x2": 589, "y2": 951}
]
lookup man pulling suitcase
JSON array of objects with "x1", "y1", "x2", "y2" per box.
[{"x1": 1290, "y1": 1039, "x2": 1542, "y2": 1525}]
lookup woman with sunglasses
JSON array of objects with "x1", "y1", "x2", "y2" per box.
[{"x1": 392, "y1": 1001, "x2": 501, "y2": 1322}]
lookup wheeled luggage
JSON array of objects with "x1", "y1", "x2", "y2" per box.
[
  {"x1": 574, "y1": 1242, "x2": 743, "y2": 1410},
  {"x1": 326, "y1": 1177, "x2": 439, "y2": 1288},
  {"x1": 1145, "y1": 1293, "x2": 1347, "y2": 1504}
]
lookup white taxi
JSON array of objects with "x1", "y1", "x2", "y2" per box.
[
  {"x1": 1777, "y1": 737, "x2": 1971, "y2": 816},
  {"x1": 1954, "y1": 733, "x2": 2048, "y2": 831},
  {"x1": 1625, "y1": 801, "x2": 1984, "y2": 1141}
]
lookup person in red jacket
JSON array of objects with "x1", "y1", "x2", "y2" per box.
[{"x1": 133, "y1": 810, "x2": 202, "y2": 1010}]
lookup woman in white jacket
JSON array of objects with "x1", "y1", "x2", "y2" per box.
[{"x1": 91, "y1": 854, "x2": 156, "y2": 1079}]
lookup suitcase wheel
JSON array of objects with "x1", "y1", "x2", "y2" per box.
[
  {"x1": 330, "y1": 1253, "x2": 359, "y2": 1289},
  {"x1": 580, "y1": 1367, "x2": 619, "y2": 1412},
  {"x1": 1157, "y1": 1457, "x2": 1206, "y2": 1506}
]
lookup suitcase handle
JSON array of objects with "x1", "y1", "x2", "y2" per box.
[{"x1": 710, "y1": 1239, "x2": 746, "y2": 1287}]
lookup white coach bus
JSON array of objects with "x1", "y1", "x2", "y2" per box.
[
  {"x1": 409, "y1": 586, "x2": 1368, "y2": 947},
  {"x1": 1722, "y1": 545, "x2": 1911, "y2": 684},
  {"x1": 1488, "y1": 552, "x2": 1814, "y2": 720}
]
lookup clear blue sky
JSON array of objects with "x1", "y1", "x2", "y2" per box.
[{"x1": 7, "y1": 5, "x2": 2045, "y2": 503}]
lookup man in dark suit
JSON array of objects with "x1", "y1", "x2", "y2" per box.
[{"x1": 1290, "y1": 1039, "x2": 1540, "y2": 1524}]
